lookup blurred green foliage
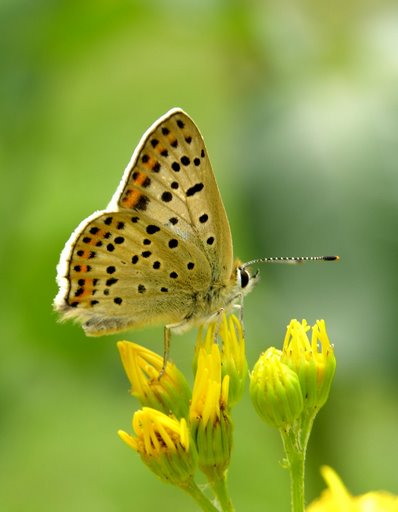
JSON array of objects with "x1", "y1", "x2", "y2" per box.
[{"x1": 1, "y1": 1, "x2": 398, "y2": 510}]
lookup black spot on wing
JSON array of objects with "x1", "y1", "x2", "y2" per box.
[{"x1": 186, "y1": 183, "x2": 204, "y2": 197}]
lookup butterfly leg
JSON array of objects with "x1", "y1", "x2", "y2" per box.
[
  {"x1": 213, "y1": 308, "x2": 225, "y2": 343},
  {"x1": 159, "y1": 326, "x2": 172, "y2": 378},
  {"x1": 160, "y1": 318, "x2": 194, "y2": 377},
  {"x1": 232, "y1": 294, "x2": 246, "y2": 335},
  {"x1": 232, "y1": 292, "x2": 243, "y2": 321}
]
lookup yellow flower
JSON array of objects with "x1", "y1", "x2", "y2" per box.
[
  {"x1": 282, "y1": 320, "x2": 336, "y2": 413},
  {"x1": 307, "y1": 466, "x2": 398, "y2": 511},
  {"x1": 190, "y1": 343, "x2": 232, "y2": 477},
  {"x1": 194, "y1": 313, "x2": 247, "y2": 406},
  {"x1": 117, "y1": 341, "x2": 191, "y2": 418},
  {"x1": 118, "y1": 407, "x2": 196, "y2": 487},
  {"x1": 250, "y1": 347, "x2": 304, "y2": 429}
]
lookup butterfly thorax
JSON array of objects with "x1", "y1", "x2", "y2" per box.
[{"x1": 171, "y1": 259, "x2": 259, "y2": 333}]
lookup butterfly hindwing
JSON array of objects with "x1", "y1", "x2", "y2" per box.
[{"x1": 56, "y1": 209, "x2": 215, "y2": 333}]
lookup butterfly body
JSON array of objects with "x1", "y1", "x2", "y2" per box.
[{"x1": 54, "y1": 109, "x2": 258, "y2": 336}]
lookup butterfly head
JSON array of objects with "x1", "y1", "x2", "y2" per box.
[{"x1": 235, "y1": 260, "x2": 260, "y2": 297}]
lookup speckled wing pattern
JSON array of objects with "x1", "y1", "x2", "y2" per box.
[{"x1": 54, "y1": 109, "x2": 234, "y2": 335}]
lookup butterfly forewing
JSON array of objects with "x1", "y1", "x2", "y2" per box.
[
  {"x1": 110, "y1": 109, "x2": 234, "y2": 282},
  {"x1": 55, "y1": 109, "x2": 235, "y2": 335}
]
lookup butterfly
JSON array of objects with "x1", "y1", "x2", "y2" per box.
[
  {"x1": 54, "y1": 108, "x2": 338, "y2": 346},
  {"x1": 54, "y1": 108, "x2": 259, "y2": 343}
]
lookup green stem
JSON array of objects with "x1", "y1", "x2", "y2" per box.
[
  {"x1": 280, "y1": 413, "x2": 316, "y2": 512},
  {"x1": 281, "y1": 429, "x2": 305, "y2": 512},
  {"x1": 182, "y1": 479, "x2": 220, "y2": 512},
  {"x1": 289, "y1": 441, "x2": 305, "y2": 512},
  {"x1": 300, "y1": 413, "x2": 316, "y2": 451},
  {"x1": 209, "y1": 472, "x2": 234, "y2": 512}
]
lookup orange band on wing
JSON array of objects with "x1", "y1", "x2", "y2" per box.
[
  {"x1": 120, "y1": 169, "x2": 151, "y2": 209},
  {"x1": 73, "y1": 264, "x2": 90, "y2": 273},
  {"x1": 68, "y1": 277, "x2": 97, "y2": 306},
  {"x1": 121, "y1": 189, "x2": 144, "y2": 208}
]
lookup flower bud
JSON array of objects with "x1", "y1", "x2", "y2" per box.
[
  {"x1": 190, "y1": 344, "x2": 233, "y2": 477},
  {"x1": 117, "y1": 341, "x2": 191, "y2": 418},
  {"x1": 281, "y1": 320, "x2": 336, "y2": 413},
  {"x1": 250, "y1": 347, "x2": 304, "y2": 429},
  {"x1": 194, "y1": 313, "x2": 247, "y2": 406},
  {"x1": 118, "y1": 407, "x2": 196, "y2": 487}
]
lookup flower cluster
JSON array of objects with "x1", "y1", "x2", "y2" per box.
[
  {"x1": 249, "y1": 319, "x2": 337, "y2": 512},
  {"x1": 118, "y1": 313, "x2": 246, "y2": 511},
  {"x1": 116, "y1": 316, "x2": 397, "y2": 512},
  {"x1": 250, "y1": 319, "x2": 336, "y2": 431}
]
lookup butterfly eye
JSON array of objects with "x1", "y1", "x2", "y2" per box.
[{"x1": 239, "y1": 268, "x2": 250, "y2": 289}]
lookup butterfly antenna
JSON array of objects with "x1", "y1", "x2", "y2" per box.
[{"x1": 241, "y1": 255, "x2": 339, "y2": 269}]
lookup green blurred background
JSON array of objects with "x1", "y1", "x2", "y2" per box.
[{"x1": 2, "y1": 0, "x2": 398, "y2": 510}]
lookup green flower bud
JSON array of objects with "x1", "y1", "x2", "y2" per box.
[{"x1": 250, "y1": 347, "x2": 304, "y2": 429}]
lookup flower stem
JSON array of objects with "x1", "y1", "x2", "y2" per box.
[
  {"x1": 288, "y1": 444, "x2": 305, "y2": 512},
  {"x1": 182, "y1": 479, "x2": 220, "y2": 512},
  {"x1": 280, "y1": 413, "x2": 316, "y2": 512},
  {"x1": 209, "y1": 472, "x2": 235, "y2": 512},
  {"x1": 281, "y1": 429, "x2": 305, "y2": 512}
]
